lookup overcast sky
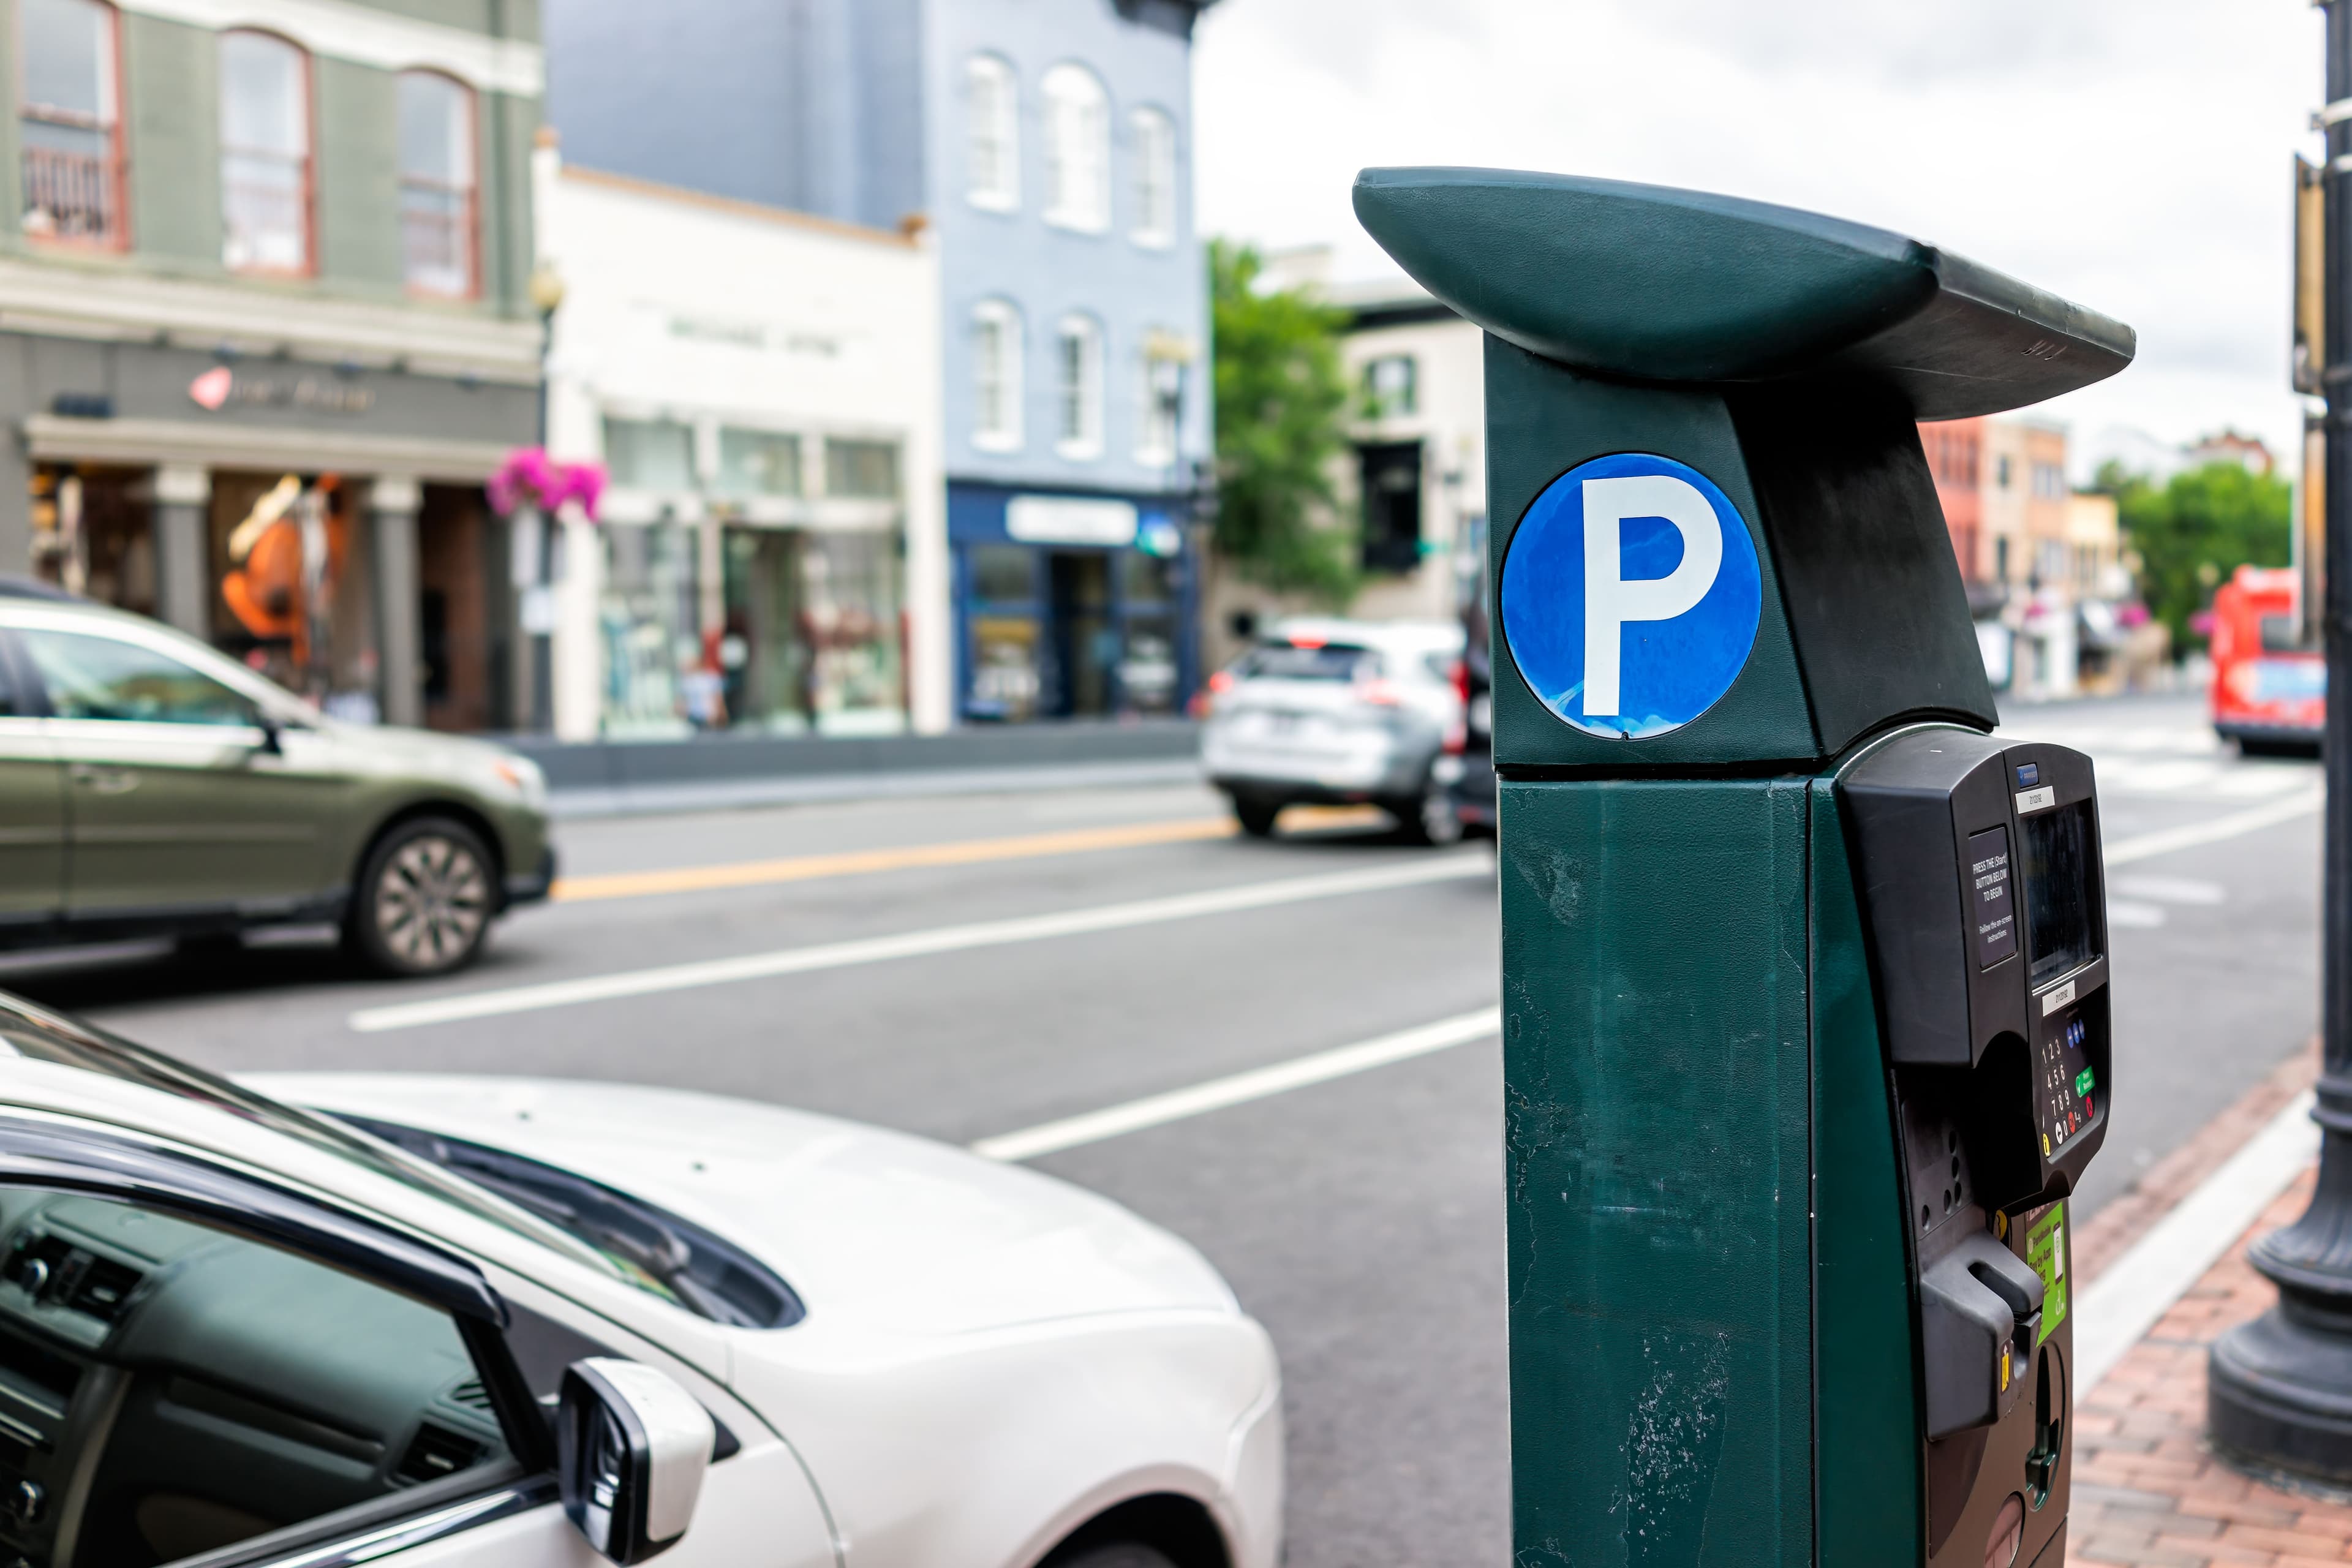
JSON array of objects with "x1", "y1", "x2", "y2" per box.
[{"x1": 1192, "y1": 0, "x2": 2321, "y2": 478}]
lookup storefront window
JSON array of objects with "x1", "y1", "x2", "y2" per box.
[
  {"x1": 722, "y1": 528, "x2": 904, "y2": 735},
  {"x1": 1118, "y1": 549, "x2": 1179, "y2": 716},
  {"x1": 715, "y1": 428, "x2": 801, "y2": 499},
  {"x1": 603, "y1": 418, "x2": 696, "y2": 492},
  {"x1": 824, "y1": 439, "x2": 899, "y2": 499},
  {"x1": 965, "y1": 544, "x2": 1038, "y2": 723},
  {"x1": 598, "y1": 521, "x2": 701, "y2": 735}
]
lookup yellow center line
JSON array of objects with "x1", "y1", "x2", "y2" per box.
[{"x1": 551, "y1": 804, "x2": 1390, "y2": 904}]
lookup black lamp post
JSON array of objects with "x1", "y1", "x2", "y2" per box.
[{"x1": 2206, "y1": 0, "x2": 2352, "y2": 1482}]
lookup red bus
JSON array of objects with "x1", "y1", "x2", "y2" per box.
[{"x1": 2210, "y1": 565, "x2": 2324, "y2": 752}]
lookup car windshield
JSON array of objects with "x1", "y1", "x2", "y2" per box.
[
  {"x1": 1239, "y1": 643, "x2": 1379, "y2": 682},
  {"x1": 332, "y1": 1115, "x2": 802, "y2": 1329},
  {"x1": 0, "y1": 993, "x2": 624, "y2": 1284}
]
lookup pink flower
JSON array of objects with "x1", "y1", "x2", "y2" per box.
[{"x1": 489, "y1": 448, "x2": 604, "y2": 522}]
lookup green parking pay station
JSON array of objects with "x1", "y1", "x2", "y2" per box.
[{"x1": 1354, "y1": 169, "x2": 2134, "y2": 1567}]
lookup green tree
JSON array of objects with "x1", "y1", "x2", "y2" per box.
[
  {"x1": 1207, "y1": 240, "x2": 1359, "y2": 605},
  {"x1": 2105, "y1": 461, "x2": 2292, "y2": 656}
]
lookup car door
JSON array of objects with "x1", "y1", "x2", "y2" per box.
[
  {"x1": 9, "y1": 617, "x2": 344, "y2": 918},
  {"x1": 0, "y1": 1112, "x2": 835, "y2": 1568},
  {"x1": 0, "y1": 633, "x2": 64, "y2": 928}
]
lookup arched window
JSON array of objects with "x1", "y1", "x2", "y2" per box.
[
  {"x1": 17, "y1": 0, "x2": 123, "y2": 247},
  {"x1": 965, "y1": 54, "x2": 1019, "y2": 211},
  {"x1": 1129, "y1": 106, "x2": 1175, "y2": 248},
  {"x1": 1055, "y1": 314, "x2": 1102, "y2": 460},
  {"x1": 1040, "y1": 64, "x2": 1109, "y2": 233},
  {"x1": 972, "y1": 300, "x2": 1024, "y2": 452},
  {"x1": 398, "y1": 71, "x2": 477, "y2": 296},
  {"x1": 218, "y1": 30, "x2": 311, "y2": 273}
]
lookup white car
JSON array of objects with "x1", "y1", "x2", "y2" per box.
[
  {"x1": 1200, "y1": 618, "x2": 1467, "y2": 845},
  {"x1": 0, "y1": 993, "x2": 1283, "y2": 1568}
]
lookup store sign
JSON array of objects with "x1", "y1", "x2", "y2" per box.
[
  {"x1": 1007, "y1": 496, "x2": 1137, "y2": 547},
  {"x1": 668, "y1": 314, "x2": 842, "y2": 358},
  {"x1": 188, "y1": 367, "x2": 375, "y2": 415}
]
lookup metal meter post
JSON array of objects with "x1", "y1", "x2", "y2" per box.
[{"x1": 1354, "y1": 168, "x2": 2133, "y2": 1567}]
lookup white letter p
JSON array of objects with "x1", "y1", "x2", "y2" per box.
[{"x1": 1581, "y1": 475, "x2": 1724, "y2": 718}]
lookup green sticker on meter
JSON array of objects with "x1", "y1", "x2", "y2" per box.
[{"x1": 2027, "y1": 1204, "x2": 2068, "y2": 1346}]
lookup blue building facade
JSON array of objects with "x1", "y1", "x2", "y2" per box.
[{"x1": 547, "y1": 0, "x2": 1215, "y2": 723}]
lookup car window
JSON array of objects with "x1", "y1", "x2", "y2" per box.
[
  {"x1": 17, "y1": 628, "x2": 257, "y2": 726},
  {"x1": 0, "y1": 1186, "x2": 514, "y2": 1565},
  {"x1": 1238, "y1": 644, "x2": 1380, "y2": 682}
]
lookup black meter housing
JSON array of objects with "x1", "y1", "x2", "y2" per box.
[{"x1": 1841, "y1": 728, "x2": 2109, "y2": 1556}]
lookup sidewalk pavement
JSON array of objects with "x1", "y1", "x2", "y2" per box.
[{"x1": 2067, "y1": 1044, "x2": 2351, "y2": 1567}]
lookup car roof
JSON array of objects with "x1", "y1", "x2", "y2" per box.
[{"x1": 1264, "y1": 617, "x2": 1463, "y2": 653}]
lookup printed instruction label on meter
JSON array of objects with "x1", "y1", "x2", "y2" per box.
[{"x1": 2027, "y1": 1204, "x2": 2068, "y2": 1346}]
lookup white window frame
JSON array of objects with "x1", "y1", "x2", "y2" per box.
[
  {"x1": 965, "y1": 53, "x2": 1019, "y2": 213},
  {"x1": 1055, "y1": 314, "x2": 1104, "y2": 461},
  {"x1": 1129, "y1": 105, "x2": 1175, "y2": 249},
  {"x1": 1041, "y1": 63, "x2": 1109, "y2": 235},
  {"x1": 972, "y1": 300, "x2": 1025, "y2": 454}
]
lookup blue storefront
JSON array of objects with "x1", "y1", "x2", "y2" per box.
[{"x1": 950, "y1": 483, "x2": 1197, "y2": 723}]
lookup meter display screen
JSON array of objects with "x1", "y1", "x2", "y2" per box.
[{"x1": 2022, "y1": 802, "x2": 2098, "y2": 985}]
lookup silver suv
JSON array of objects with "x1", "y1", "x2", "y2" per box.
[{"x1": 1200, "y1": 618, "x2": 1466, "y2": 844}]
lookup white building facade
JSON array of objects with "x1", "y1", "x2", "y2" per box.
[
  {"x1": 1335, "y1": 278, "x2": 1488, "y2": 628},
  {"x1": 535, "y1": 153, "x2": 948, "y2": 740}
]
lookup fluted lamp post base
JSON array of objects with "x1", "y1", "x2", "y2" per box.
[{"x1": 2209, "y1": 1152, "x2": 2352, "y2": 1484}]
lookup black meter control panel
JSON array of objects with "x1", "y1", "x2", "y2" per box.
[
  {"x1": 1839, "y1": 727, "x2": 2111, "y2": 1211},
  {"x1": 1839, "y1": 726, "x2": 2110, "y2": 1564}
]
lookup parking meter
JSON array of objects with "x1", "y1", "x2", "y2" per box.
[{"x1": 1354, "y1": 169, "x2": 2131, "y2": 1567}]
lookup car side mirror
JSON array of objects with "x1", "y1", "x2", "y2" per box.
[
  {"x1": 557, "y1": 1358, "x2": 714, "y2": 1564},
  {"x1": 252, "y1": 712, "x2": 284, "y2": 755}
]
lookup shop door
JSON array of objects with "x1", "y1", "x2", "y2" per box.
[{"x1": 1047, "y1": 552, "x2": 1113, "y2": 718}]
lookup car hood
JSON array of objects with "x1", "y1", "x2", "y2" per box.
[
  {"x1": 241, "y1": 1074, "x2": 1239, "y2": 1337},
  {"x1": 311, "y1": 720, "x2": 516, "y2": 772}
]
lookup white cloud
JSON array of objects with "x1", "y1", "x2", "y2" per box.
[{"x1": 1194, "y1": 0, "x2": 2321, "y2": 469}]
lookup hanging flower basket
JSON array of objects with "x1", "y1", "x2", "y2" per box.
[{"x1": 489, "y1": 447, "x2": 606, "y2": 522}]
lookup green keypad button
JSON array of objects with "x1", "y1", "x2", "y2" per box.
[{"x1": 2075, "y1": 1066, "x2": 2095, "y2": 1097}]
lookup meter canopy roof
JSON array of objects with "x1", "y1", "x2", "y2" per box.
[{"x1": 1351, "y1": 167, "x2": 2135, "y2": 419}]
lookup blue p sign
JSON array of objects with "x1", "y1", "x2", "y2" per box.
[{"x1": 1499, "y1": 453, "x2": 1763, "y2": 740}]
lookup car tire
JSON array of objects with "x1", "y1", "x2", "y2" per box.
[
  {"x1": 1231, "y1": 794, "x2": 1282, "y2": 839},
  {"x1": 1390, "y1": 774, "x2": 1466, "y2": 848},
  {"x1": 347, "y1": 816, "x2": 498, "y2": 979},
  {"x1": 1042, "y1": 1544, "x2": 1180, "y2": 1568}
]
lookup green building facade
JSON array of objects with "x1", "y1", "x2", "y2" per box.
[{"x1": 1, "y1": 0, "x2": 545, "y2": 729}]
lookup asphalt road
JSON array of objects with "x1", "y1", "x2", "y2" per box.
[{"x1": 1, "y1": 691, "x2": 2319, "y2": 1566}]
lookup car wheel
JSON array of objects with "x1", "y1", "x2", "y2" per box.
[
  {"x1": 1043, "y1": 1544, "x2": 1180, "y2": 1568},
  {"x1": 1392, "y1": 775, "x2": 1466, "y2": 847},
  {"x1": 348, "y1": 817, "x2": 497, "y2": 978},
  {"x1": 1231, "y1": 794, "x2": 1282, "y2": 838}
]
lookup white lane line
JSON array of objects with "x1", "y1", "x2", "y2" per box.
[
  {"x1": 972, "y1": 1008, "x2": 1502, "y2": 1163},
  {"x1": 350, "y1": 854, "x2": 1491, "y2": 1033},
  {"x1": 2110, "y1": 875, "x2": 2226, "y2": 907},
  {"x1": 2076, "y1": 1091, "x2": 2318, "y2": 1393},
  {"x1": 2102, "y1": 789, "x2": 2323, "y2": 867}
]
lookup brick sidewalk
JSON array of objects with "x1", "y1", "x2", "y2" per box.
[{"x1": 2067, "y1": 1164, "x2": 2352, "y2": 1567}]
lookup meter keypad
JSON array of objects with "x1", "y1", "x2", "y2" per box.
[{"x1": 2036, "y1": 1009, "x2": 2094, "y2": 1153}]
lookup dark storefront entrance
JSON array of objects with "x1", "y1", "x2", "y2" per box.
[{"x1": 949, "y1": 484, "x2": 1194, "y2": 724}]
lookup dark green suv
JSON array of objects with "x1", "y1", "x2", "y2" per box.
[{"x1": 0, "y1": 590, "x2": 552, "y2": 976}]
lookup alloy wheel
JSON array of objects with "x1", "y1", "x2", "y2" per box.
[{"x1": 374, "y1": 834, "x2": 490, "y2": 970}]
